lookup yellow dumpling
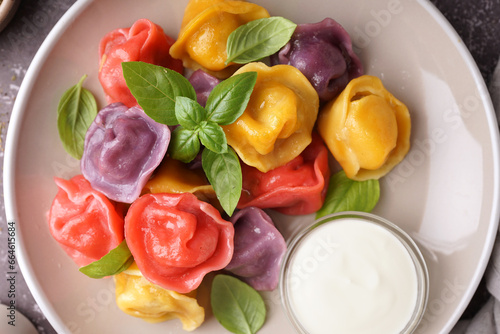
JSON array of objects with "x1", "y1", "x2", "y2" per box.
[
  {"x1": 318, "y1": 75, "x2": 411, "y2": 180},
  {"x1": 222, "y1": 62, "x2": 319, "y2": 172},
  {"x1": 169, "y1": 0, "x2": 270, "y2": 78},
  {"x1": 142, "y1": 157, "x2": 220, "y2": 209},
  {"x1": 115, "y1": 263, "x2": 205, "y2": 331}
]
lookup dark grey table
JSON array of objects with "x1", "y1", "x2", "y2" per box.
[{"x1": 0, "y1": 1, "x2": 499, "y2": 333}]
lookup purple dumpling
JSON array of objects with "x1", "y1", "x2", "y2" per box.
[
  {"x1": 225, "y1": 207, "x2": 287, "y2": 291},
  {"x1": 189, "y1": 69, "x2": 221, "y2": 107},
  {"x1": 271, "y1": 18, "x2": 363, "y2": 102},
  {"x1": 81, "y1": 102, "x2": 170, "y2": 203}
]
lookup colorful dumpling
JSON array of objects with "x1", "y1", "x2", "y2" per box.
[
  {"x1": 115, "y1": 262, "x2": 204, "y2": 331},
  {"x1": 237, "y1": 133, "x2": 330, "y2": 215},
  {"x1": 222, "y1": 62, "x2": 319, "y2": 172},
  {"x1": 272, "y1": 18, "x2": 363, "y2": 102},
  {"x1": 169, "y1": 0, "x2": 270, "y2": 78},
  {"x1": 48, "y1": 175, "x2": 124, "y2": 267},
  {"x1": 225, "y1": 207, "x2": 286, "y2": 291},
  {"x1": 318, "y1": 75, "x2": 411, "y2": 180},
  {"x1": 99, "y1": 18, "x2": 183, "y2": 107},
  {"x1": 125, "y1": 192, "x2": 234, "y2": 293},
  {"x1": 81, "y1": 103, "x2": 170, "y2": 203},
  {"x1": 142, "y1": 156, "x2": 219, "y2": 209}
]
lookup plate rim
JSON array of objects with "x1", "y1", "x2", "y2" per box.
[
  {"x1": 3, "y1": 1, "x2": 95, "y2": 332},
  {"x1": 3, "y1": 0, "x2": 500, "y2": 333},
  {"x1": 415, "y1": 0, "x2": 500, "y2": 332}
]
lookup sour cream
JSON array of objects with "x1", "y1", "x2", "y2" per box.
[{"x1": 280, "y1": 212, "x2": 428, "y2": 334}]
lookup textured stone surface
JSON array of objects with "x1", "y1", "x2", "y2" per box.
[
  {"x1": 431, "y1": 0, "x2": 500, "y2": 83},
  {"x1": 0, "y1": 0, "x2": 498, "y2": 333},
  {"x1": 0, "y1": 3, "x2": 75, "y2": 333}
]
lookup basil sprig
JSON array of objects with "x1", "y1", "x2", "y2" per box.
[
  {"x1": 170, "y1": 72, "x2": 255, "y2": 216},
  {"x1": 79, "y1": 240, "x2": 134, "y2": 279},
  {"x1": 211, "y1": 274, "x2": 266, "y2": 334},
  {"x1": 57, "y1": 75, "x2": 98, "y2": 159},
  {"x1": 170, "y1": 72, "x2": 256, "y2": 162},
  {"x1": 316, "y1": 170, "x2": 380, "y2": 219},
  {"x1": 123, "y1": 61, "x2": 257, "y2": 216},
  {"x1": 226, "y1": 17, "x2": 297, "y2": 65}
]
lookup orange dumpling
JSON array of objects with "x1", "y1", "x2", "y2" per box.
[
  {"x1": 222, "y1": 62, "x2": 319, "y2": 172},
  {"x1": 318, "y1": 75, "x2": 411, "y2": 180},
  {"x1": 169, "y1": 0, "x2": 270, "y2": 78}
]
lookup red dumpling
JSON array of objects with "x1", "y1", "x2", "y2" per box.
[
  {"x1": 48, "y1": 175, "x2": 125, "y2": 267},
  {"x1": 99, "y1": 18, "x2": 183, "y2": 107},
  {"x1": 125, "y1": 192, "x2": 234, "y2": 293},
  {"x1": 237, "y1": 133, "x2": 331, "y2": 215}
]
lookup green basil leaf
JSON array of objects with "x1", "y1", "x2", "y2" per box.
[
  {"x1": 79, "y1": 240, "x2": 133, "y2": 279},
  {"x1": 169, "y1": 126, "x2": 201, "y2": 163},
  {"x1": 205, "y1": 72, "x2": 257, "y2": 125},
  {"x1": 199, "y1": 121, "x2": 228, "y2": 153},
  {"x1": 211, "y1": 274, "x2": 266, "y2": 334},
  {"x1": 225, "y1": 17, "x2": 297, "y2": 65},
  {"x1": 175, "y1": 96, "x2": 208, "y2": 130},
  {"x1": 316, "y1": 170, "x2": 380, "y2": 219},
  {"x1": 57, "y1": 75, "x2": 98, "y2": 159},
  {"x1": 202, "y1": 147, "x2": 241, "y2": 216},
  {"x1": 122, "y1": 61, "x2": 196, "y2": 125}
]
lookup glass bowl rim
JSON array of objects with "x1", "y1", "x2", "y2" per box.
[{"x1": 279, "y1": 211, "x2": 429, "y2": 334}]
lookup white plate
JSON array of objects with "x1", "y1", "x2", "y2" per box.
[{"x1": 4, "y1": 0, "x2": 500, "y2": 333}]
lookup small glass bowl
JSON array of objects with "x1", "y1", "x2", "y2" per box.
[{"x1": 280, "y1": 211, "x2": 429, "y2": 334}]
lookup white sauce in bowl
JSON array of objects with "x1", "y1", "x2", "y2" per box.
[{"x1": 280, "y1": 213, "x2": 428, "y2": 334}]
